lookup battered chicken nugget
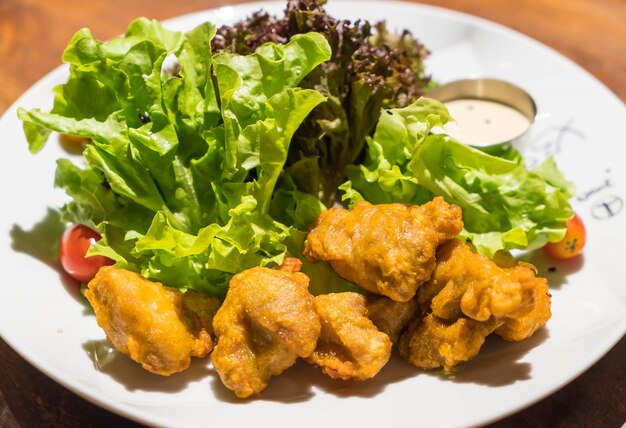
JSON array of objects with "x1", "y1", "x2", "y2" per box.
[
  {"x1": 211, "y1": 258, "x2": 320, "y2": 398},
  {"x1": 495, "y1": 279, "x2": 551, "y2": 341},
  {"x1": 305, "y1": 293, "x2": 392, "y2": 380},
  {"x1": 86, "y1": 266, "x2": 220, "y2": 376},
  {"x1": 366, "y1": 296, "x2": 418, "y2": 343},
  {"x1": 422, "y1": 240, "x2": 541, "y2": 322},
  {"x1": 399, "y1": 314, "x2": 502, "y2": 371},
  {"x1": 304, "y1": 197, "x2": 463, "y2": 302},
  {"x1": 403, "y1": 240, "x2": 551, "y2": 371}
]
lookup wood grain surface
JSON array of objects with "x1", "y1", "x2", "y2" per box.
[{"x1": 0, "y1": 0, "x2": 624, "y2": 427}]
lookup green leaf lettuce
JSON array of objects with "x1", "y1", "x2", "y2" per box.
[
  {"x1": 18, "y1": 19, "x2": 340, "y2": 297},
  {"x1": 343, "y1": 97, "x2": 574, "y2": 258}
]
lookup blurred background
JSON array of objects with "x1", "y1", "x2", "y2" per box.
[{"x1": 1, "y1": 0, "x2": 624, "y2": 113}]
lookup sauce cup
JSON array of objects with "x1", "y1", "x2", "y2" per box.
[{"x1": 427, "y1": 78, "x2": 537, "y2": 154}]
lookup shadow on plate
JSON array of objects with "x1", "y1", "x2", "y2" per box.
[
  {"x1": 206, "y1": 327, "x2": 546, "y2": 403},
  {"x1": 208, "y1": 327, "x2": 546, "y2": 403},
  {"x1": 10, "y1": 207, "x2": 93, "y2": 307},
  {"x1": 207, "y1": 352, "x2": 420, "y2": 404},
  {"x1": 10, "y1": 207, "x2": 64, "y2": 268},
  {"x1": 82, "y1": 325, "x2": 549, "y2": 401},
  {"x1": 428, "y1": 327, "x2": 550, "y2": 387},
  {"x1": 518, "y1": 250, "x2": 585, "y2": 290},
  {"x1": 83, "y1": 339, "x2": 213, "y2": 394},
  {"x1": 267, "y1": 327, "x2": 547, "y2": 400}
]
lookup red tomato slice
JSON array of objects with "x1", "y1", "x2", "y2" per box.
[
  {"x1": 59, "y1": 224, "x2": 114, "y2": 282},
  {"x1": 543, "y1": 213, "x2": 586, "y2": 259}
]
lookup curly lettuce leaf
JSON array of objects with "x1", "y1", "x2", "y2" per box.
[
  {"x1": 18, "y1": 20, "x2": 334, "y2": 296},
  {"x1": 410, "y1": 135, "x2": 574, "y2": 256},
  {"x1": 269, "y1": 174, "x2": 326, "y2": 230},
  {"x1": 212, "y1": 0, "x2": 432, "y2": 205},
  {"x1": 342, "y1": 97, "x2": 448, "y2": 205},
  {"x1": 343, "y1": 97, "x2": 574, "y2": 258}
]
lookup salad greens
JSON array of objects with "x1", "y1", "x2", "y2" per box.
[
  {"x1": 18, "y1": 19, "x2": 356, "y2": 296},
  {"x1": 213, "y1": 0, "x2": 432, "y2": 205},
  {"x1": 341, "y1": 98, "x2": 574, "y2": 258},
  {"x1": 17, "y1": 3, "x2": 574, "y2": 298}
]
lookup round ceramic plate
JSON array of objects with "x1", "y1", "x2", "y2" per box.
[{"x1": 0, "y1": 1, "x2": 624, "y2": 427}]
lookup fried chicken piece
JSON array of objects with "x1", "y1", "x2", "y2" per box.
[
  {"x1": 303, "y1": 197, "x2": 463, "y2": 302},
  {"x1": 211, "y1": 258, "x2": 320, "y2": 398},
  {"x1": 422, "y1": 240, "x2": 542, "y2": 322},
  {"x1": 305, "y1": 292, "x2": 392, "y2": 380},
  {"x1": 403, "y1": 240, "x2": 551, "y2": 371},
  {"x1": 495, "y1": 279, "x2": 551, "y2": 341},
  {"x1": 399, "y1": 314, "x2": 502, "y2": 371},
  {"x1": 85, "y1": 266, "x2": 220, "y2": 376},
  {"x1": 366, "y1": 296, "x2": 418, "y2": 343}
]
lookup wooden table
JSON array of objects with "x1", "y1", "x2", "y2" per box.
[{"x1": 0, "y1": 0, "x2": 624, "y2": 426}]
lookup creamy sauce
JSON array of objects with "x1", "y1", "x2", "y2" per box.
[{"x1": 437, "y1": 98, "x2": 531, "y2": 147}]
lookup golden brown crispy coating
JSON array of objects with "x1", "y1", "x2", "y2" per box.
[
  {"x1": 403, "y1": 240, "x2": 551, "y2": 371},
  {"x1": 366, "y1": 296, "x2": 419, "y2": 344},
  {"x1": 303, "y1": 197, "x2": 463, "y2": 302},
  {"x1": 211, "y1": 258, "x2": 320, "y2": 398},
  {"x1": 422, "y1": 240, "x2": 540, "y2": 322},
  {"x1": 181, "y1": 290, "x2": 222, "y2": 338},
  {"x1": 85, "y1": 266, "x2": 219, "y2": 376},
  {"x1": 399, "y1": 314, "x2": 502, "y2": 371},
  {"x1": 495, "y1": 279, "x2": 551, "y2": 341},
  {"x1": 305, "y1": 293, "x2": 392, "y2": 380}
]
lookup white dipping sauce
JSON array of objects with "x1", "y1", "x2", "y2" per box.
[{"x1": 439, "y1": 98, "x2": 531, "y2": 147}]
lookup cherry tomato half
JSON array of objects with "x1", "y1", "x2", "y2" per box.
[
  {"x1": 59, "y1": 224, "x2": 114, "y2": 282},
  {"x1": 543, "y1": 213, "x2": 586, "y2": 259}
]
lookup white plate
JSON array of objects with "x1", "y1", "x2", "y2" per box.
[{"x1": 1, "y1": 1, "x2": 625, "y2": 427}]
